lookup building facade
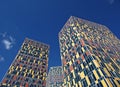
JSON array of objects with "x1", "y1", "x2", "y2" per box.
[
  {"x1": 1, "y1": 38, "x2": 49, "y2": 87},
  {"x1": 46, "y1": 66, "x2": 63, "y2": 87},
  {"x1": 59, "y1": 16, "x2": 120, "y2": 87}
]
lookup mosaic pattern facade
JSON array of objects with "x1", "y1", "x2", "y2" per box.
[
  {"x1": 59, "y1": 16, "x2": 120, "y2": 87},
  {"x1": 46, "y1": 66, "x2": 63, "y2": 87},
  {"x1": 1, "y1": 38, "x2": 49, "y2": 87}
]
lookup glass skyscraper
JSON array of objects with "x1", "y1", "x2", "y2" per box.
[
  {"x1": 59, "y1": 16, "x2": 120, "y2": 87},
  {"x1": 1, "y1": 38, "x2": 49, "y2": 87},
  {"x1": 46, "y1": 66, "x2": 63, "y2": 87}
]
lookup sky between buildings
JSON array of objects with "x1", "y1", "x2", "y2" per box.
[{"x1": 0, "y1": 0, "x2": 120, "y2": 81}]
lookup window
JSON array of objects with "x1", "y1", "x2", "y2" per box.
[
  {"x1": 15, "y1": 81, "x2": 20, "y2": 85},
  {"x1": 88, "y1": 74, "x2": 95, "y2": 83},
  {"x1": 82, "y1": 78, "x2": 88, "y2": 87},
  {"x1": 70, "y1": 73, "x2": 73, "y2": 78},
  {"x1": 89, "y1": 64, "x2": 94, "y2": 71},
  {"x1": 97, "y1": 82, "x2": 103, "y2": 87},
  {"x1": 83, "y1": 62, "x2": 86, "y2": 67},
  {"x1": 101, "y1": 69, "x2": 106, "y2": 76},
  {"x1": 75, "y1": 69, "x2": 78, "y2": 74},
  {"x1": 96, "y1": 70, "x2": 101, "y2": 77},
  {"x1": 117, "y1": 80, "x2": 120, "y2": 84},
  {"x1": 92, "y1": 72, "x2": 96, "y2": 80},
  {"x1": 78, "y1": 65, "x2": 82, "y2": 72},
  {"x1": 84, "y1": 68, "x2": 89, "y2": 75},
  {"x1": 12, "y1": 71, "x2": 17, "y2": 74},
  {"x1": 110, "y1": 79, "x2": 117, "y2": 87},
  {"x1": 6, "y1": 74, "x2": 11, "y2": 79},
  {"x1": 30, "y1": 59, "x2": 33, "y2": 62}
]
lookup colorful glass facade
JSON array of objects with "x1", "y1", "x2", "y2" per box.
[
  {"x1": 1, "y1": 38, "x2": 49, "y2": 87},
  {"x1": 46, "y1": 66, "x2": 63, "y2": 87},
  {"x1": 59, "y1": 16, "x2": 120, "y2": 87}
]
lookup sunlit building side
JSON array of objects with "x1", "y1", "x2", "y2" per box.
[{"x1": 59, "y1": 16, "x2": 120, "y2": 87}]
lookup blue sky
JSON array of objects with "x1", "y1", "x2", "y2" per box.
[{"x1": 0, "y1": 0, "x2": 120, "y2": 81}]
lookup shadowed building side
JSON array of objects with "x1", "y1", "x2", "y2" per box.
[{"x1": 0, "y1": 38, "x2": 49, "y2": 87}]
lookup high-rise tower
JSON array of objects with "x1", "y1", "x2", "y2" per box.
[
  {"x1": 1, "y1": 38, "x2": 49, "y2": 87},
  {"x1": 46, "y1": 66, "x2": 63, "y2": 87},
  {"x1": 59, "y1": 16, "x2": 120, "y2": 87}
]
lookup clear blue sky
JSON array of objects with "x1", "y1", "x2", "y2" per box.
[{"x1": 0, "y1": 0, "x2": 120, "y2": 81}]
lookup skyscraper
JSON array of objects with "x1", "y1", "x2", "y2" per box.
[
  {"x1": 59, "y1": 16, "x2": 120, "y2": 87},
  {"x1": 46, "y1": 66, "x2": 63, "y2": 87},
  {"x1": 1, "y1": 38, "x2": 49, "y2": 87}
]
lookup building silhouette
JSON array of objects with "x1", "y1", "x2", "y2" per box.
[
  {"x1": 59, "y1": 16, "x2": 120, "y2": 87},
  {"x1": 1, "y1": 38, "x2": 49, "y2": 87},
  {"x1": 46, "y1": 66, "x2": 63, "y2": 87}
]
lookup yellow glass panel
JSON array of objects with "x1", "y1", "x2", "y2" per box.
[
  {"x1": 95, "y1": 56, "x2": 101, "y2": 62},
  {"x1": 24, "y1": 73, "x2": 26, "y2": 77},
  {"x1": 76, "y1": 84, "x2": 78, "y2": 87},
  {"x1": 76, "y1": 23, "x2": 79, "y2": 26},
  {"x1": 3, "y1": 83, "x2": 6, "y2": 85},
  {"x1": 8, "y1": 70, "x2": 11, "y2": 74},
  {"x1": 16, "y1": 72, "x2": 19, "y2": 75},
  {"x1": 71, "y1": 24, "x2": 74, "y2": 26},
  {"x1": 38, "y1": 61, "x2": 40, "y2": 64},
  {"x1": 64, "y1": 79, "x2": 66, "y2": 83},
  {"x1": 29, "y1": 69, "x2": 32, "y2": 73},
  {"x1": 86, "y1": 76, "x2": 90, "y2": 86},
  {"x1": 88, "y1": 28, "x2": 90, "y2": 31},
  {"x1": 110, "y1": 65, "x2": 114, "y2": 71},
  {"x1": 76, "y1": 52, "x2": 79, "y2": 59},
  {"x1": 37, "y1": 72, "x2": 39, "y2": 75},
  {"x1": 86, "y1": 65, "x2": 88, "y2": 68},
  {"x1": 93, "y1": 70, "x2": 99, "y2": 80},
  {"x1": 105, "y1": 78, "x2": 113, "y2": 87},
  {"x1": 80, "y1": 71, "x2": 85, "y2": 79},
  {"x1": 33, "y1": 60, "x2": 35, "y2": 63},
  {"x1": 72, "y1": 59, "x2": 74, "y2": 62},
  {"x1": 93, "y1": 60, "x2": 100, "y2": 68},
  {"x1": 81, "y1": 64, "x2": 84, "y2": 69},
  {"x1": 40, "y1": 53, "x2": 42, "y2": 57},
  {"x1": 81, "y1": 47, "x2": 85, "y2": 53},
  {"x1": 114, "y1": 80, "x2": 120, "y2": 87},
  {"x1": 115, "y1": 77, "x2": 120, "y2": 81},
  {"x1": 73, "y1": 27, "x2": 77, "y2": 30},
  {"x1": 15, "y1": 66, "x2": 18, "y2": 70},
  {"x1": 101, "y1": 80, "x2": 107, "y2": 87},
  {"x1": 98, "y1": 69, "x2": 104, "y2": 76},
  {"x1": 89, "y1": 62, "x2": 92, "y2": 65},
  {"x1": 104, "y1": 68, "x2": 111, "y2": 77},
  {"x1": 109, "y1": 63, "x2": 114, "y2": 70},
  {"x1": 25, "y1": 69, "x2": 27, "y2": 72},
  {"x1": 77, "y1": 33, "x2": 80, "y2": 37},
  {"x1": 28, "y1": 59, "x2": 30, "y2": 62},
  {"x1": 68, "y1": 82, "x2": 70, "y2": 87},
  {"x1": 32, "y1": 70, "x2": 34, "y2": 74},
  {"x1": 105, "y1": 63, "x2": 110, "y2": 70},
  {"x1": 89, "y1": 46, "x2": 92, "y2": 50},
  {"x1": 78, "y1": 81, "x2": 82, "y2": 87},
  {"x1": 69, "y1": 61, "x2": 72, "y2": 65},
  {"x1": 11, "y1": 66, "x2": 14, "y2": 70},
  {"x1": 68, "y1": 76, "x2": 70, "y2": 81},
  {"x1": 95, "y1": 80, "x2": 98, "y2": 84},
  {"x1": 20, "y1": 67, "x2": 22, "y2": 71},
  {"x1": 73, "y1": 79, "x2": 75, "y2": 85},
  {"x1": 73, "y1": 72, "x2": 76, "y2": 78}
]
